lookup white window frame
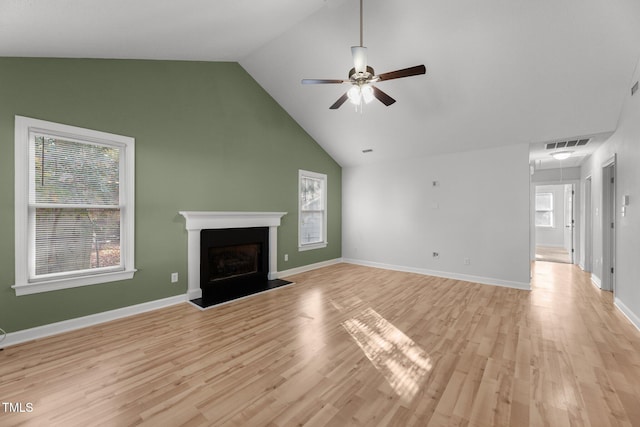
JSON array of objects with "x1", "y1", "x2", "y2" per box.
[
  {"x1": 298, "y1": 169, "x2": 328, "y2": 251},
  {"x1": 13, "y1": 116, "x2": 136, "y2": 296},
  {"x1": 535, "y1": 192, "x2": 554, "y2": 228}
]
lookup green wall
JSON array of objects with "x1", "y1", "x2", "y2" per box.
[{"x1": 0, "y1": 58, "x2": 341, "y2": 333}]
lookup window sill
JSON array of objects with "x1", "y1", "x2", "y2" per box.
[
  {"x1": 13, "y1": 269, "x2": 137, "y2": 296},
  {"x1": 298, "y1": 242, "x2": 328, "y2": 252}
]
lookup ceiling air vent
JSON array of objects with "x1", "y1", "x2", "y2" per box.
[{"x1": 546, "y1": 139, "x2": 590, "y2": 150}]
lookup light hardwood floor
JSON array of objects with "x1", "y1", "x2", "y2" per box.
[
  {"x1": 535, "y1": 246, "x2": 572, "y2": 264},
  {"x1": 1, "y1": 262, "x2": 640, "y2": 426}
]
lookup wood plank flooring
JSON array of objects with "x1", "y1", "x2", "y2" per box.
[
  {"x1": 535, "y1": 246, "x2": 572, "y2": 264},
  {"x1": 1, "y1": 262, "x2": 640, "y2": 426}
]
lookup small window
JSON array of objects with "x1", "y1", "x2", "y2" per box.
[
  {"x1": 14, "y1": 116, "x2": 136, "y2": 296},
  {"x1": 298, "y1": 170, "x2": 327, "y2": 251},
  {"x1": 535, "y1": 192, "x2": 554, "y2": 227}
]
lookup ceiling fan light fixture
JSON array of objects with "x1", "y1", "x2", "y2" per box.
[
  {"x1": 301, "y1": 0, "x2": 426, "y2": 110},
  {"x1": 347, "y1": 85, "x2": 361, "y2": 104},
  {"x1": 361, "y1": 84, "x2": 374, "y2": 103},
  {"x1": 551, "y1": 151, "x2": 572, "y2": 160},
  {"x1": 351, "y1": 46, "x2": 368, "y2": 74}
]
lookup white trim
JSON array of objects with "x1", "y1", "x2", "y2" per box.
[
  {"x1": 178, "y1": 211, "x2": 287, "y2": 299},
  {"x1": 179, "y1": 211, "x2": 286, "y2": 231},
  {"x1": 343, "y1": 258, "x2": 531, "y2": 290},
  {"x1": 277, "y1": 258, "x2": 343, "y2": 278},
  {"x1": 614, "y1": 297, "x2": 640, "y2": 332},
  {"x1": 13, "y1": 116, "x2": 136, "y2": 296},
  {"x1": 578, "y1": 263, "x2": 585, "y2": 271},
  {"x1": 13, "y1": 270, "x2": 136, "y2": 296},
  {"x1": 0, "y1": 295, "x2": 186, "y2": 349},
  {"x1": 298, "y1": 242, "x2": 328, "y2": 251},
  {"x1": 591, "y1": 274, "x2": 602, "y2": 289}
]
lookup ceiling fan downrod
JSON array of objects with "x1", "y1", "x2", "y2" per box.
[{"x1": 359, "y1": 0, "x2": 363, "y2": 47}]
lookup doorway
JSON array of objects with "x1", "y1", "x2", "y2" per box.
[{"x1": 534, "y1": 184, "x2": 575, "y2": 264}]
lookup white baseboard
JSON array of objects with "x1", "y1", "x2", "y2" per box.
[
  {"x1": 1, "y1": 294, "x2": 186, "y2": 349},
  {"x1": 342, "y1": 258, "x2": 531, "y2": 291},
  {"x1": 578, "y1": 263, "x2": 585, "y2": 271},
  {"x1": 614, "y1": 297, "x2": 640, "y2": 332},
  {"x1": 277, "y1": 258, "x2": 343, "y2": 278},
  {"x1": 591, "y1": 274, "x2": 602, "y2": 289}
]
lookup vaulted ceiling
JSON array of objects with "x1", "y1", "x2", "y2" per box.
[{"x1": 2, "y1": 0, "x2": 639, "y2": 167}]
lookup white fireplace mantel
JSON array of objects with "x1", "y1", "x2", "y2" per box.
[{"x1": 179, "y1": 211, "x2": 287, "y2": 300}]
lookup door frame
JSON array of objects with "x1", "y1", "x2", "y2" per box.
[
  {"x1": 563, "y1": 183, "x2": 575, "y2": 264},
  {"x1": 531, "y1": 179, "x2": 580, "y2": 265},
  {"x1": 584, "y1": 175, "x2": 592, "y2": 272},
  {"x1": 602, "y1": 155, "x2": 616, "y2": 293}
]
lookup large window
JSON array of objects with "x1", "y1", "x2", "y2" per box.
[
  {"x1": 298, "y1": 170, "x2": 327, "y2": 251},
  {"x1": 535, "y1": 192, "x2": 554, "y2": 227},
  {"x1": 14, "y1": 116, "x2": 136, "y2": 296}
]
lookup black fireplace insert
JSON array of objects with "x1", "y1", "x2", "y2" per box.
[{"x1": 197, "y1": 227, "x2": 290, "y2": 308}]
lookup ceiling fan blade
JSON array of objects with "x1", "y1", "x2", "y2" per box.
[
  {"x1": 372, "y1": 85, "x2": 396, "y2": 106},
  {"x1": 376, "y1": 65, "x2": 426, "y2": 81},
  {"x1": 302, "y1": 79, "x2": 346, "y2": 84},
  {"x1": 329, "y1": 93, "x2": 349, "y2": 109}
]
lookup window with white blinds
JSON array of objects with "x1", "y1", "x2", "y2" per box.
[
  {"x1": 14, "y1": 116, "x2": 136, "y2": 296},
  {"x1": 298, "y1": 170, "x2": 327, "y2": 251}
]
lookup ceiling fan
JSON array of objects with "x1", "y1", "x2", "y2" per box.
[{"x1": 302, "y1": 0, "x2": 426, "y2": 110}]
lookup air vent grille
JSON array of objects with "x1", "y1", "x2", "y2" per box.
[{"x1": 546, "y1": 139, "x2": 590, "y2": 150}]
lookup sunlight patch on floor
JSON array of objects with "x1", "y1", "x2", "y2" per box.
[{"x1": 341, "y1": 307, "x2": 432, "y2": 402}]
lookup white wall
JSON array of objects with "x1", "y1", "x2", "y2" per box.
[
  {"x1": 580, "y1": 55, "x2": 640, "y2": 329},
  {"x1": 534, "y1": 184, "x2": 565, "y2": 247},
  {"x1": 342, "y1": 143, "x2": 531, "y2": 289}
]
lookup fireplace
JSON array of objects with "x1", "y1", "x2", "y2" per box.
[
  {"x1": 179, "y1": 211, "x2": 289, "y2": 308},
  {"x1": 200, "y1": 227, "x2": 269, "y2": 305}
]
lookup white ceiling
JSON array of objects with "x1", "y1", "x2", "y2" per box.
[{"x1": 2, "y1": 0, "x2": 640, "y2": 168}]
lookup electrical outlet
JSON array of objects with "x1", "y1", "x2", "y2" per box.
[
  {"x1": 284, "y1": 254, "x2": 289, "y2": 262},
  {"x1": 464, "y1": 258, "x2": 471, "y2": 265},
  {"x1": 171, "y1": 272, "x2": 178, "y2": 283},
  {"x1": 432, "y1": 252, "x2": 439, "y2": 259}
]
